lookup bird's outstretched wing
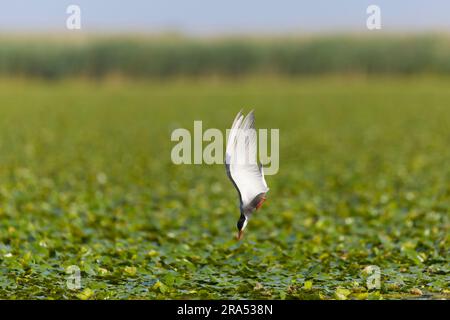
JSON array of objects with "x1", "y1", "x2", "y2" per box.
[{"x1": 225, "y1": 110, "x2": 269, "y2": 208}]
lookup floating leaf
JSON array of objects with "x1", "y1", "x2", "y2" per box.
[
  {"x1": 77, "y1": 288, "x2": 94, "y2": 300},
  {"x1": 335, "y1": 288, "x2": 351, "y2": 300}
]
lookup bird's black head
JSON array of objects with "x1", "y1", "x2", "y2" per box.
[{"x1": 236, "y1": 213, "x2": 247, "y2": 240}]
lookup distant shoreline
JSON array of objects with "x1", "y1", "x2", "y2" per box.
[{"x1": 1, "y1": 34, "x2": 450, "y2": 79}]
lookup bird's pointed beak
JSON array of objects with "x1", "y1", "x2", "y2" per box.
[{"x1": 237, "y1": 229, "x2": 244, "y2": 240}]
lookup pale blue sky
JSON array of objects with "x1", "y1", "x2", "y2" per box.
[{"x1": 0, "y1": 0, "x2": 449, "y2": 34}]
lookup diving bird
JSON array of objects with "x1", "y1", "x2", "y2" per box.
[{"x1": 225, "y1": 110, "x2": 269, "y2": 240}]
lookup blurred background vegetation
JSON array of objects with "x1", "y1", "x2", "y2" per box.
[{"x1": 1, "y1": 34, "x2": 450, "y2": 79}]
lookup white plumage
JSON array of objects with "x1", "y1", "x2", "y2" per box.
[{"x1": 225, "y1": 110, "x2": 269, "y2": 212}]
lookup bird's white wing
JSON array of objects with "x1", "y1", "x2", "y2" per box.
[
  {"x1": 225, "y1": 111, "x2": 244, "y2": 204},
  {"x1": 225, "y1": 110, "x2": 244, "y2": 166},
  {"x1": 225, "y1": 111, "x2": 269, "y2": 207}
]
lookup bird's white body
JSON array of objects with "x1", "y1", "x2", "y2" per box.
[{"x1": 225, "y1": 111, "x2": 269, "y2": 236}]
